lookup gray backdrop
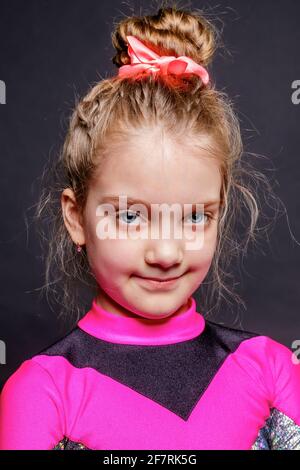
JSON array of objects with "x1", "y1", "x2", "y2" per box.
[{"x1": 0, "y1": 0, "x2": 300, "y2": 389}]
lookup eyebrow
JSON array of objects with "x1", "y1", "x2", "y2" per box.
[{"x1": 99, "y1": 195, "x2": 222, "y2": 209}]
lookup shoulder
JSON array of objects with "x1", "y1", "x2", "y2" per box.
[
  {"x1": 0, "y1": 356, "x2": 63, "y2": 426},
  {"x1": 229, "y1": 330, "x2": 300, "y2": 376},
  {"x1": 1, "y1": 326, "x2": 87, "y2": 398},
  {"x1": 205, "y1": 319, "x2": 298, "y2": 366},
  {"x1": 34, "y1": 326, "x2": 87, "y2": 358},
  {"x1": 205, "y1": 321, "x2": 300, "y2": 421},
  {"x1": 204, "y1": 319, "x2": 259, "y2": 352},
  {"x1": 205, "y1": 320, "x2": 300, "y2": 390},
  {"x1": 1, "y1": 357, "x2": 51, "y2": 398}
]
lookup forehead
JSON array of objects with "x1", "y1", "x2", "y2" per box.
[{"x1": 91, "y1": 131, "x2": 222, "y2": 204}]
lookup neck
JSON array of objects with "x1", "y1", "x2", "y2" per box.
[{"x1": 77, "y1": 296, "x2": 206, "y2": 346}]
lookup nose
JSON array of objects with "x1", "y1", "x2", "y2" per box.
[{"x1": 144, "y1": 239, "x2": 184, "y2": 269}]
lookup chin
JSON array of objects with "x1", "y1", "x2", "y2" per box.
[{"x1": 130, "y1": 296, "x2": 182, "y2": 319}]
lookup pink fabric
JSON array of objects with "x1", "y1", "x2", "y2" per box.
[
  {"x1": 77, "y1": 296, "x2": 205, "y2": 345},
  {"x1": 1, "y1": 334, "x2": 299, "y2": 450},
  {"x1": 118, "y1": 35, "x2": 210, "y2": 84}
]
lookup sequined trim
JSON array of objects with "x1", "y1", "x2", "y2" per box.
[
  {"x1": 53, "y1": 436, "x2": 90, "y2": 450},
  {"x1": 252, "y1": 408, "x2": 300, "y2": 450}
]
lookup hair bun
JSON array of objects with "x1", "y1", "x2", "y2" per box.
[{"x1": 111, "y1": 6, "x2": 218, "y2": 70}]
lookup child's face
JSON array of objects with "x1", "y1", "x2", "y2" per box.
[{"x1": 62, "y1": 130, "x2": 222, "y2": 319}]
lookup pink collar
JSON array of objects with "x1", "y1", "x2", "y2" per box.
[{"x1": 77, "y1": 296, "x2": 205, "y2": 345}]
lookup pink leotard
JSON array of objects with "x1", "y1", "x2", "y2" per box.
[{"x1": 1, "y1": 296, "x2": 300, "y2": 450}]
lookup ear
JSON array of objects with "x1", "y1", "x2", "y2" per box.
[{"x1": 61, "y1": 188, "x2": 85, "y2": 245}]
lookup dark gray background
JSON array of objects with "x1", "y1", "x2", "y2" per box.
[{"x1": 0, "y1": 0, "x2": 299, "y2": 389}]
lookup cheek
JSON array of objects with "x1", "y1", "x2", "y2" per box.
[
  {"x1": 187, "y1": 228, "x2": 218, "y2": 272},
  {"x1": 86, "y1": 238, "x2": 141, "y2": 281},
  {"x1": 188, "y1": 250, "x2": 213, "y2": 274}
]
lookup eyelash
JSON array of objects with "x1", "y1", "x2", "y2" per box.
[{"x1": 115, "y1": 210, "x2": 215, "y2": 226}]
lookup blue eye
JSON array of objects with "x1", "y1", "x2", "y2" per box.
[
  {"x1": 117, "y1": 210, "x2": 141, "y2": 225},
  {"x1": 185, "y1": 211, "x2": 210, "y2": 224}
]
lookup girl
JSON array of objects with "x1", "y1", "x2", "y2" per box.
[{"x1": 0, "y1": 5, "x2": 300, "y2": 450}]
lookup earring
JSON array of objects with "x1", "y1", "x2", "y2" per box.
[{"x1": 76, "y1": 243, "x2": 82, "y2": 253}]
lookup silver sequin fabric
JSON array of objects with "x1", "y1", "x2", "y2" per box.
[
  {"x1": 53, "y1": 436, "x2": 89, "y2": 450},
  {"x1": 252, "y1": 407, "x2": 300, "y2": 450}
]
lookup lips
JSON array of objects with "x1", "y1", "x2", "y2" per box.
[
  {"x1": 136, "y1": 275, "x2": 182, "y2": 282},
  {"x1": 134, "y1": 275, "x2": 182, "y2": 291}
]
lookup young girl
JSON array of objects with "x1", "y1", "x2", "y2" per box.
[{"x1": 0, "y1": 5, "x2": 300, "y2": 451}]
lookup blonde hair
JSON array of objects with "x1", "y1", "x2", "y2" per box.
[{"x1": 32, "y1": 3, "x2": 282, "y2": 326}]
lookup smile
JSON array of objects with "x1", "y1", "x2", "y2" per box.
[{"x1": 133, "y1": 274, "x2": 184, "y2": 290}]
